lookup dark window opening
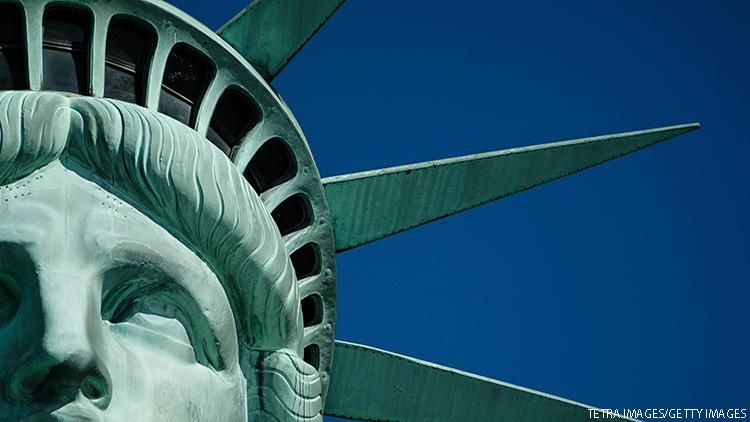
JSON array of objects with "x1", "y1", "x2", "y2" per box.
[
  {"x1": 303, "y1": 344, "x2": 320, "y2": 370},
  {"x1": 291, "y1": 243, "x2": 321, "y2": 280},
  {"x1": 0, "y1": 4, "x2": 28, "y2": 90},
  {"x1": 43, "y1": 7, "x2": 91, "y2": 94},
  {"x1": 206, "y1": 88, "x2": 261, "y2": 156},
  {"x1": 301, "y1": 294, "x2": 323, "y2": 328},
  {"x1": 271, "y1": 194, "x2": 311, "y2": 237},
  {"x1": 104, "y1": 19, "x2": 155, "y2": 105},
  {"x1": 244, "y1": 138, "x2": 297, "y2": 194},
  {"x1": 159, "y1": 44, "x2": 213, "y2": 127}
]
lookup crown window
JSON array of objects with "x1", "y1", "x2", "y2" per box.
[
  {"x1": 291, "y1": 243, "x2": 321, "y2": 280},
  {"x1": 206, "y1": 88, "x2": 261, "y2": 156},
  {"x1": 43, "y1": 7, "x2": 91, "y2": 94},
  {"x1": 0, "y1": 4, "x2": 28, "y2": 90},
  {"x1": 271, "y1": 194, "x2": 312, "y2": 236},
  {"x1": 104, "y1": 19, "x2": 155, "y2": 105},
  {"x1": 158, "y1": 44, "x2": 213, "y2": 127},
  {"x1": 244, "y1": 138, "x2": 297, "y2": 193},
  {"x1": 301, "y1": 294, "x2": 323, "y2": 328}
]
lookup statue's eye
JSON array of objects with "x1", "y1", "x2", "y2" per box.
[
  {"x1": 101, "y1": 267, "x2": 224, "y2": 370},
  {"x1": 0, "y1": 274, "x2": 20, "y2": 328},
  {"x1": 0, "y1": 243, "x2": 35, "y2": 329},
  {"x1": 108, "y1": 301, "x2": 194, "y2": 349}
]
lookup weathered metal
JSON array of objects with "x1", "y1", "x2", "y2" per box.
[
  {"x1": 0, "y1": 0, "x2": 699, "y2": 420},
  {"x1": 218, "y1": 0, "x2": 347, "y2": 81},
  {"x1": 327, "y1": 341, "x2": 636, "y2": 421},
  {"x1": 0, "y1": 0, "x2": 338, "y2": 419},
  {"x1": 324, "y1": 124, "x2": 699, "y2": 252}
]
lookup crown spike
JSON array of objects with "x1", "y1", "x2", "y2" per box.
[
  {"x1": 326, "y1": 341, "x2": 636, "y2": 421},
  {"x1": 324, "y1": 123, "x2": 700, "y2": 252},
  {"x1": 218, "y1": 0, "x2": 347, "y2": 81}
]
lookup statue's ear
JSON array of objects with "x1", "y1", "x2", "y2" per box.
[
  {"x1": 0, "y1": 92, "x2": 70, "y2": 185},
  {"x1": 246, "y1": 349, "x2": 323, "y2": 421}
]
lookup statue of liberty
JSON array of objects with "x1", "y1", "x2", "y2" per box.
[{"x1": 0, "y1": 0, "x2": 697, "y2": 420}]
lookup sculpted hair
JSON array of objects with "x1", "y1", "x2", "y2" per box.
[{"x1": 0, "y1": 91, "x2": 322, "y2": 421}]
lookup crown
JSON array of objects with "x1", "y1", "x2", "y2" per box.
[
  {"x1": 1, "y1": 0, "x2": 699, "y2": 418},
  {"x1": 0, "y1": 0, "x2": 338, "y2": 400}
]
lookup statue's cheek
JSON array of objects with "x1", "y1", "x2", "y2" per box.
[
  {"x1": 149, "y1": 378, "x2": 244, "y2": 422},
  {"x1": 101, "y1": 322, "x2": 246, "y2": 421},
  {"x1": 108, "y1": 315, "x2": 198, "y2": 364}
]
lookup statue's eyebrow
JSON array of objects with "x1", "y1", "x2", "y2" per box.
[
  {"x1": 92, "y1": 233, "x2": 240, "y2": 364},
  {"x1": 96, "y1": 237, "x2": 213, "y2": 285},
  {"x1": 100, "y1": 261, "x2": 226, "y2": 371},
  {"x1": 0, "y1": 201, "x2": 53, "y2": 244}
]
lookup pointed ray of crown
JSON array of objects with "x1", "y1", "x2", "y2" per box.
[
  {"x1": 325, "y1": 341, "x2": 640, "y2": 422},
  {"x1": 324, "y1": 123, "x2": 699, "y2": 252},
  {"x1": 218, "y1": 0, "x2": 347, "y2": 81},
  {"x1": 0, "y1": 0, "x2": 700, "y2": 420}
]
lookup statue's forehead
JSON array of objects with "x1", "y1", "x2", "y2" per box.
[
  {"x1": 6, "y1": 162, "x2": 91, "y2": 204},
  {"x1": 0, "y1": 161, "x2": 241, "y2": 357},
  {"x1": 0, "y1": 162, "x2": 209, "y2": 273},
  {"x1": 0, "y1": 163, "x2": 133, "y2": 232},
  {"x1": 0, "y1": 90, "x2": 313, "y2": 360}
]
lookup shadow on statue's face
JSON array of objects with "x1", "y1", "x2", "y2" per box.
[{"x1": 0, "y1": 163, "x2": 247, "y2": 421}]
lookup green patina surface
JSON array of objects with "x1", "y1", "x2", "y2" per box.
[
  {"x1": 218, "y1": 0, "x2": 347, "y2": 81},
  {"x1": 0, "y1": 0, "x2": 700, "y2": 420},
  {"x1": 324, "y1": 124, "x2": 699, "y2": 252},
  {"x1": 326, "y1": 341, "x2": 636, "y2": 422}
]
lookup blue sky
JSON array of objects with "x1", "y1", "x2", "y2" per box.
[{"x1": 173, "y1": 0, "x2": 748, "y2": 418}]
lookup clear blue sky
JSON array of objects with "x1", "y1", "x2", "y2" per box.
[{"x1": 173, "y1": 0, "x2": 748, "y2": 418}]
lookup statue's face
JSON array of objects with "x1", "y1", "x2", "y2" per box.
[{"x1": 0, "y1": 163, "x2": 247, "y2": 421}]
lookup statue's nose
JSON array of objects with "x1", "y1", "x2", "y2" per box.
[
  {"x1": 7, "y1": 357, "x2": 109, "y2": 407},
  {"x1": 5, "y1": 271, "x2": 110, "y2": 408}
]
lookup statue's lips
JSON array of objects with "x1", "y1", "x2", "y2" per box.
[
  {"x1": 21, "y1": 409, "x2": 99, "y2": 422},
  {"x1": 19, "y1": 415, "x2": 56, "y2": 422}
]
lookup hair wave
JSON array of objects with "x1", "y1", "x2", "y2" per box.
[{"x1": 0, "y1": 91, "x2": 322, "y2": 421}]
